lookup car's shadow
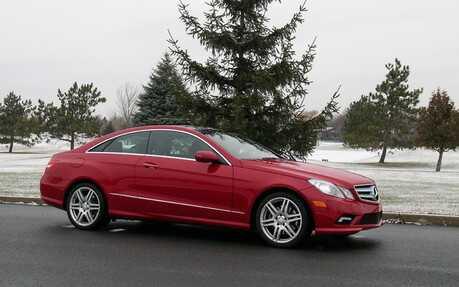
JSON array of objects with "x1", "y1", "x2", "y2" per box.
[{"x1": 96, "y1": 219, "x2": 381, "y2": 252}]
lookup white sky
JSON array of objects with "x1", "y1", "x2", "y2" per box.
[{"x1": 1, "y1": 0, "x2": 458, "y2": 117}]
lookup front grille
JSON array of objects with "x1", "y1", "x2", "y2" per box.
[
  {"x1": 354, "y1": 184, "x2": 379, "y2": 202},
  {"x1": 359, "y1": 212, "x2": 382, "y2": 225}
]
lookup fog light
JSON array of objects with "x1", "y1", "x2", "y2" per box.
[{"x1": 336, "y1": 215, "x2": 355, "y2": 225}]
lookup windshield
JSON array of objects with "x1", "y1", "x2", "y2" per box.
[{"x1": 200, "y1": 129, "x2": 281, "y2": 160}]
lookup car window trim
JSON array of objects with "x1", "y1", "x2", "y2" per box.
[{"x1": 86, "y1": 129, "x2": 232, "y2": 166}]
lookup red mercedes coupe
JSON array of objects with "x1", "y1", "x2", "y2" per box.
[{"x1": 40, "y1": 126, "x2": 382, "y2": 247}]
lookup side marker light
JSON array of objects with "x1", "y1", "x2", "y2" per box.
[{"x1": 313, "y1": 201, "x2": 327, "y2": 208}]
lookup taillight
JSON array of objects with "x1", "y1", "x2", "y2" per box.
[{"x1": 44, "y1": 161, "x2": 58, "y2": 172}]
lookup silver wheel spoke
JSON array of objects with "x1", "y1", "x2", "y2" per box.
[
  {"x1": 266, "y1": 202, "x2": 277, "y2": 216},
  {"x1": 77, "y1": 211, "x2": 85, "y2": 223},
  {"x1": 272, "y1": 226, "x2": 281, "y2": 242},
  {"x1": 89, "y1": 204, "x2": 100, "y2": 211},
  {"x1": 85, "y1": 211, "x2": 94, "y2": 223},
  {"x1": 261, "y1": 218, "x2": 276, "y2": 227},
  {"x1": 75, "y1": 189, "x2": 85, "y2": 202},
  {"x1": 86, "y1": 190, "x2": 95, "y2": 202},
  {"x1": 288, "y1": 213, "x2": 301, "y2": 223},
  {"x1": 281, "y1": 199, "x2": 289, "y2": 214},
  {"x1": 284, "y1": 224, "x2": 296, "y2": 238}
]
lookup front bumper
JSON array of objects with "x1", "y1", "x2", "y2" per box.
[
  {"x1": 304, "y1": 190, "x2": 383, "y2": 236},
  {"x1": 314, "y1": 212, "x2": 383, "y2": 235}
]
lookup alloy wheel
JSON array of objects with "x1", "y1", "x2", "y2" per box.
[
  {"x1": 259, "y1": 196, "x2": 303, "y2": 244},
  {"x1": 68, "y1": 185, "x2": 102, "y2": 228}
]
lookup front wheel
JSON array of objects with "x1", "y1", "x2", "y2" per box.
[
  {"x1": 66, "y1": 183, "x2": 110, "y2": 230},
  {"x1": 256, "y1": 192, "x2": 311, "y2": 248}
]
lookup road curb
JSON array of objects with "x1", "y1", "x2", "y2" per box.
[
  {"x1": 0, "y1": 196, "x2": 44, "y2": 205},
  {"x1": 1, "y1": 196, "x2": 458, "y2": 227},
  {"x1": 383, "y1": 212, "x2": 459, "y2": 227}
]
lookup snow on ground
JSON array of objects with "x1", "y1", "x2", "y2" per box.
[
  {"x1": 1, "y1": 141, "x2": 458, "y2": 216},
  {"x1": 0, "y1": 142, "x2": 68, "y2": 197}
]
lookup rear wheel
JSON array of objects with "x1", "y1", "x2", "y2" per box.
[
  {"x1": 256, "y1": 192, "x2": 311, "y2": 248},
  {"x1": 66, "y1": 183, "x2": 110, "y2": 230}
]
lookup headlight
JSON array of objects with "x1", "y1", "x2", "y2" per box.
[
  {"x1": 339, "y1": 186, "x2": 355, "y2": 200},
  {"x1": 308, "y1": 179, "x2": 354, "y2": 200}
]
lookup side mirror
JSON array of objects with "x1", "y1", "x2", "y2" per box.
[{"x1": 195, "y1": 151, "x2": 219, "y2": 163}]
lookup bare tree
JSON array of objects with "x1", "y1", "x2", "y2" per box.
[{"x1": 116, "y1": 83, "x2": 140, "y2": 129}]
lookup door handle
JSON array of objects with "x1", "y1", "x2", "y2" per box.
[{"x1": 143, "y1": 162, "x2": 158, "y2": 170}]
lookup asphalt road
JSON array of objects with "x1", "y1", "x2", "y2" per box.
[{"x1": 0, "y1": 204, "x2": 458, "y2": 287}]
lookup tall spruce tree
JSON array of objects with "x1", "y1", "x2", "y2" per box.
[
  {"x1": 415, "y1": 89, "x2": 459, "y2": 172},
  {"x1": 133, "y1": 53, "x2": 190, "y2": 126},
  {"x1": 169, "y1": 0, "x2": 338, "y2": 159},
  {"x1": 342, "y1": 59, "x2": 422, "y2": 163},
  {"x1": 0, "y1": 92, "x2": 37, "y2": 152},
  {"x1": 37, "y1": 82, "x2": 105, "y2": 150}
]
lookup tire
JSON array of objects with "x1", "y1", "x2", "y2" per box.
[
  {"x1": 66, "y1": 183, "x2": 110, "y2": 230},
  {"x1": 255, "y1": 192, "x2": 311, "y2": 248}
]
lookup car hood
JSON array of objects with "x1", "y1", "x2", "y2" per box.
[{"x1": 240, "y1": 159, "x2": 373, "y2": 188}]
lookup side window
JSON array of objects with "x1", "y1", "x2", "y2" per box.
[
  {"x1": 97, "y1": 132, "x2": 149, "y2": 154},
  {"x1": 89, "y1": 139, "x2": 113, "y2": 152},
  {"x1": 148, "y1": 131, "x2": 212, "y2": 159}
]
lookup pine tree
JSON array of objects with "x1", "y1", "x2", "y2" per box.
[
  {"x1": 133, "y1": 53, "x2": 190, "y2": 126},
  {"x1": 38, "y1": 82, "x2": 106, "y2": 150},
  {"x1": 169, "y1": 0, "x2": 338, "y2": 159},
  {"x1": 342, "y1": 96, "x2": 387, "y2": 150},
  {"x1": 342, "y1": 59, "x2": 422, "y2": 163},
  {"x1": 0, "y1": 92, "x2": 37, "y2": 152},
  {"x1": 415, "y1": 89, "x2": 459, "y2": 172}
]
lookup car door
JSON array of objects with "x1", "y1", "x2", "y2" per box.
[
  {"x1": 135, "y1": 130, "x2": 234, "y2": 220},
  {"x1": 86, "y1": 131, "x2": 150, "y2": 215}
]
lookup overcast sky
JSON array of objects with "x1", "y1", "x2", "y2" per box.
[{"x1": 1, "y1": 0, "x2": 458, "y2": 117}]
